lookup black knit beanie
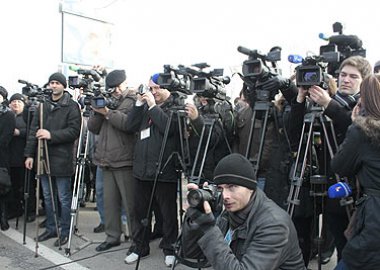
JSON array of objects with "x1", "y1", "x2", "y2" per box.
[
  {"x1": 9, "y1": 93, "x2": 26, "y2": 103},
  {"x1": 213, "y1": 153, "x2": 257, "y2": 190},
  {"x1": 49, "y1": 72, "x2": 67, "y2": 88},
  {"x1": 106, "y1": 69, "x2": 126, "y2": 88}
]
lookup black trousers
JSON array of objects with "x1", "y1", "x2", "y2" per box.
[
  {"x1": 8, "y1": 167, "x2": 36, "y2": 217},
  {"x1": 132, "y1": 179, "x2": 178, "y2": 256}
]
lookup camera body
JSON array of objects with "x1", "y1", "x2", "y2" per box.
[
  {"x1": 237, "y1": 46, "x2": 282, "y2": 105},
  {"x1": 187, "y1": 184, "x2": 222, "y2": 213},
  {"x1": 295, "y1": 56, "x2": 329, "y2": 90},
  {"x1": 18, "y1": 80, "x2": 52, "y2": 98},
  {"x1": 137, "y1": 84, "x2": 150, "y2": 95},
  {"x1": 319, "y1": 22, "x2": 366, "y2": 77}
]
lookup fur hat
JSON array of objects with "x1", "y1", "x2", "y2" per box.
[
  {"x1": 48, "y1": 72, "x2": 67, "y2": 88},
  {"x1": 106, "y1": 69, "x2": 126, "y2": 88},
  {"x1": 213, "y1": 153, "x2": 257, "y2": 190}
]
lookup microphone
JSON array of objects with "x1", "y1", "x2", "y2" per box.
[
  {"x1": 288, "y1": 54, "x2": 303, "y2": 64},
  {"x1": 319, "y1": 33, "x2": 329, "y2": 41},
  {"x1": 328, "y1": 182, "x2": 352, "y2": 199}
]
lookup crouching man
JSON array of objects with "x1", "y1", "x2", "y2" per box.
[{"x1": 182, "y1": 153, "x2": 306, "y2": 270}]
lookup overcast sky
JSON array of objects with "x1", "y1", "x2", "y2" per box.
[
  {"x1": 1, "y1": 0, "x2": 379, "y2": 98},
  {"x1": 100, "y1": 0, "x2": 380, "y2": 97}
]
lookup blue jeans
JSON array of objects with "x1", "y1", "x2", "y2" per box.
[
  {"x1": 41, "y1": 176, "x2": 72, "y2": 236},
  {"x1": 95, "y1": 166, "x2": 104, "y2": 225}
]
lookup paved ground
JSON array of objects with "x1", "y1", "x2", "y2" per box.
[{"x1": 0, "y1": 201, "x2": 338, "y2": 270}]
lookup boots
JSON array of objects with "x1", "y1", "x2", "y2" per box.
[{"x1": 0, "y1": 201, "x2": 10, "y2": 231}]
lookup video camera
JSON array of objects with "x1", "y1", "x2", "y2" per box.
[
  {"x1": 68, "y1": 68, "x2": 114, "y2": 110},
  {"x1": 294, "y1": 55, "x2": 329, "y2": 90},
  {"x1": 319, "y1": 22, "x2": 366, "y2": 76},
  {"x1": 186, "y1": 63, "x2": 230, "y2": 101},
  {"x1": 157, "y1": 65, "x2": 193, "y2": 95},
  {"x1": 68, "y1": 68, "x2": 102, "y2": 90},
  {"x1": 237, "y1": 46, "x2": 282, "y2": 103},
  {"x1": 18, "y1": 79, "x2": 52, "y2": 98}
]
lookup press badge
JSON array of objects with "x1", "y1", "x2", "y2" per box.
[{"x1": 140, "y1": 127, "x2": 150, "y2": 140}]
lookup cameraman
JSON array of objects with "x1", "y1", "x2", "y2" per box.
[
  {"x1": 124, "y1": 74, "x2": 179, "y2": 267},
  {"x1": 24, "y1": 72, "x2": 81, "y2": 246},
  {"x1": 87, "y1": 69, "x2": 137, "y2": 252},
  {"x1": 288, "y1": 55, "x2": 372, "y2": 265},
  {"x1": 182, "y1": 153, "x2": 306, "y2": 270}
]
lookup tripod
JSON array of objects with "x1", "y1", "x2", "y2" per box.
[
  {"x1": 65, "y1": 115, "x2": 92, "y2": 256},
  {"x1": 33, "y1": 101, "x2": 61, "y2": 256},
  {"x1": 22, "y1": 102, "x2": 38, "y2": 244},
  {"x1": 286, "y1": 104, "x2": 353, "y2": 269},
  {"x1": 135, "y1": 108, "x2": 190, "y2": 270},
  {"x1": 172, "y1": 114, "x2": 229, "y2": 270},
  {"x1": 244, "y1": 99, "x2": 278, "y2": 179}
]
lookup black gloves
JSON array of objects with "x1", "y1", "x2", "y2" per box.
[
  {"x1": 186, "y1": 207, "x2": 216, "y2": 233},
  {"x1": 181, "y1": 207, "x2": 216, "y2": 259},
  {"x1": 258, "y1": 75, "x2": 291, "y2": 92}
]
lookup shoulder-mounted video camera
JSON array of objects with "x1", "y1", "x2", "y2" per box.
[{"x1": 319, "y1": 22, "x2": 366, "y2": 77}]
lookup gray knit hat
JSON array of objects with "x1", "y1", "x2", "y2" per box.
[{"x1": 213, "y1": 153, "x2": 257, "y2": 190}]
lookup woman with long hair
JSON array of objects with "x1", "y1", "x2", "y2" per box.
[{"x1": 331, "y1": 74, "x2": 380, "y2": 270}]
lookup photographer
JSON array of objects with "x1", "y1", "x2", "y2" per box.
[
  {"x1": 24, "y1": 72, "x2": 81, "y2": 246},
  {"x1": 87, "y1": 69, "x2": 137, "y2": 252},
  {"x1": 124, "y1": 74, "x2": 179, "y2": 267},
  {"x1": 331, "y1": 74, "x2": 380, "y2": 270},
  {"x1": 182, "y1": 153, "x2": 305, "y2": 270},
  {"x1": 0, "y1": 86, "x2": 16, "y2": 231}
]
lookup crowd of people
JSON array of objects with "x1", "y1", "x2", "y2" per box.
[{"x1": 0, "y1": 56, "x2": 379, "y2": 269}]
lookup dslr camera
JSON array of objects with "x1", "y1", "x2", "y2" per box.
[{"x1": 187, "y1": 184, "x2": 222, "y2": 214}]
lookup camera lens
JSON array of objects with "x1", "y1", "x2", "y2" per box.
[
  {"x1": 303, "y1": 71, "x2": 318, "y2": 83},
  {"x1": 187, "y1": 189, "x2": 203, "y2": 208}
]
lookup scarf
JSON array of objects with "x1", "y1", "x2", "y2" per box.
[
  {"x1": 334, "y1": 91, "x2": 360, "y2": 110},
  {"x1": 228, "y1": 192, "x2": 256, "y2": 230}
]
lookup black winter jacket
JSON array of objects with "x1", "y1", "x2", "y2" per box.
[
  {"x1": 24, "y1": 92, "x2": 81, "y2": 177},
  {"x1": 126, "y1": 96, "x2": 179, "y2": 182},
  {"x1": 0, "y1": 106, "x2": 16, "y2": 170},
  {"x1": 331, "y1": 116, "x2": 380, "y2": 270},
  {"x1": 10, "y1": 113, "x2": 27, "y2": 167}
]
